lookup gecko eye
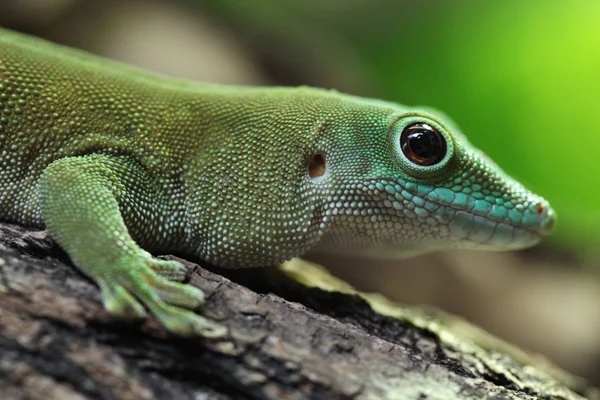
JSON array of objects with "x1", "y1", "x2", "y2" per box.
[{"x1": 400, "y1": 123, "x2": 447, "y2": 166}]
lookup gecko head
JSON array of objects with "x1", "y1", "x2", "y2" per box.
[{"x1": 310, "y1": 103, "x2": 555, "y2": 257}]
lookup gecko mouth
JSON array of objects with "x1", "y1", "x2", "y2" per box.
[{"x1": 443, "y1": 203, "x2": 555, "y2": 250}]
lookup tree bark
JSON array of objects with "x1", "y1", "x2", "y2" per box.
[{"x1": 0, "y1": 222, "x2": 597, "y2": 400}]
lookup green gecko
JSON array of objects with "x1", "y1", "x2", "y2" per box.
[{"x1": 0, "y1": 27, "x2": 555, "y2": 337}]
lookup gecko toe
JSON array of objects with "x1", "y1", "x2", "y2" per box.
[
  {"x1": 147, "y1": 257, "x2": 188, "y2": 282},
  {"x1": 99, "y1": 282, "x2": 148, "y2": 319},
  {"x1": 151, "y1": 303, "x2": 228, "y2": 338},
  {"x1": 191, "y1": 317, "x2": 228, "y2": 338},
  {"x1": 154, "y1": 280, "x2": 206, "y2": 309}
]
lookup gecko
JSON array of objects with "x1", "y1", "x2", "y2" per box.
[{"x1": 0, "y1": 27, "x2": 555, "y2": 337}]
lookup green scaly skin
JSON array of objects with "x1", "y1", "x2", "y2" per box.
[{"x1": 0, "y1": 28, "x2": 555, "y2": 337}]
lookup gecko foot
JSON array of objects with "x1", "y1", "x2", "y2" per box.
[{"x1": 95, "y1": 254, "x2": 226, "y2": 338}]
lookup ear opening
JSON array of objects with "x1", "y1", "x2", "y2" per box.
[{"x1": 308, "y1": 152, "x2": 326, "y2": 180}]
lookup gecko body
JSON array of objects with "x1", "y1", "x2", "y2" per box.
[{"x1": 0, "y1": 28, "x2": 554, "y2": 336}]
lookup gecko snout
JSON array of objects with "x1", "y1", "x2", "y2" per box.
[{"x1": 536, "y1": 203, "x2": 556, "y2": 236}]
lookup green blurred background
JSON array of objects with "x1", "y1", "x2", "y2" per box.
[{"x1": 1, "y1": 0, "x2": 599, "y2": 386}]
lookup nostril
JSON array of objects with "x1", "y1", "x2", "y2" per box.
[{"x1": 536, "y1": 203, "x2": 545, "y2": 215}]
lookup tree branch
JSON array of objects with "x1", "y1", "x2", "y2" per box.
[{"x1": 0, "y1": 222, "x2": 597, "y2": 399}]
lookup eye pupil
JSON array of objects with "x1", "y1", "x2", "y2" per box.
[{"x1": 400, "y1": 123, "x2": 447, "y2": 166}]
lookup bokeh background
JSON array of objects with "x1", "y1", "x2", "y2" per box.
[{"x1": 1, "y1": 0, "x2": 599, "y2": 385}]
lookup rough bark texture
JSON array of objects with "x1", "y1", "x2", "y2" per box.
[{"x1": 0, "y1": 221, "x2": 598, "y2": 400}]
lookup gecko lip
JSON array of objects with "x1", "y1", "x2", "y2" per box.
[{"x1": 445, "y1": 202, "x2": 556, "y2": 249}]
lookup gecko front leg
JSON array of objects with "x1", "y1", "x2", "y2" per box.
[{"x1": 38, "y1": 153, "x2": 226, "y2": 337}]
